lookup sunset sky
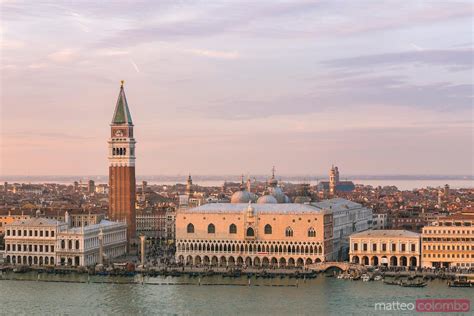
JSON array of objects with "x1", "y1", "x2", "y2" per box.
[{"x1": 1, "y1": 0, "x2": 472, "y2": 176}]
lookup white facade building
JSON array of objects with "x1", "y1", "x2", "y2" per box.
[
  {"x1": 312, "y1": 198, "x2": 372, "y2": 261},
  {"x1": 56, "y1": 220, "x2": 127, "y2": 267},
  {"x1": 3, "y1": 217, "x2": 67, "y2": 266},
  {"x1": 372, "y1": 213, "x2": 389, "y2": 230},
  {"x1": 3, "y1": 216, "x2": 127, "y2": 267}
]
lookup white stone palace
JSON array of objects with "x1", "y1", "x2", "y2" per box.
[
  {"x1": 3, "y1": 213, "x2": 127, "y2": 267},
  {"x1": 56, "y1": 220, "x2": 127, "y2": 267}
]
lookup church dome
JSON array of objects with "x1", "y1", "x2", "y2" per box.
[
  {"x1": 257, "y1": 195, "x2": 278, "y2": 204},
  {"x1": 268, "y1": 186, "x2": 287, "y2": 203},
  {"x1": 294, "y1": 196, "x2": 311, "y2": 204},
  {"x1": 231, "y1": 190, "x2": 252, "y2": 204},
  {"x1": 249, "y1": 192, "x2": 258, "y2": 203}
]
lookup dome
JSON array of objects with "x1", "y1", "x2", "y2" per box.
[
  {"x1": 257, "y1": 195, "x2": 278, "y2": 204},
  {"x1": 231, "y1": 190, "x2": 252, "y2": 204},
  {"x1": 268, "y1": 178, "x2": 278, "y2": 187},
  {"x1": 268, "y1": 186, "x2": 286, "y2": 203},
  {"x1": 294, "y1": 196, "x2": 310, "y2": 204}
]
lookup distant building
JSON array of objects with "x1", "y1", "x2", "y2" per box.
[
  {"x1": 12, "y1": 184, "x2": 43, "y2": 195},
  {"x1": 391, "y1": 208, "x2": 426, "y2": 232},
  {"x1": 317, "y1": 166, "x2": 355, "y2": 195},
  {"x1": 372, "y1": 213, "x2": 389, "y2": 230},
  {"x1": 87, "y1": 180, "x2": 95, "y2": 194},
  {"x1": 349, "y1": 230, "x2": 421, "y2": 267},
  {"x1": 95, "y1": 184, "x2": 109, "y2": 195},
  {"x1": 421, "y1": 214, "x2": 474, "y2": 269},
  {"x1": 0, "y1": 210, "x2": 31, "y2": 236},
  {"x1": 175, "y1": 203, "x2": 333, "y2": 267},
  {"x1": 136, "y1": 206, "x2": 176, "y2": 242},
  {"x1": 178, "y1": 174, "x2": 208, "y2": 209}
]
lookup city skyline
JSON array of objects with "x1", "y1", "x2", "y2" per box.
[{"x1": 1, "y1": 1, "x2": 473, "y2": 176}]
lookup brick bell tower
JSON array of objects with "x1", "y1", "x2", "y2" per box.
[{"x1": 108, "y1": 80, "x2": 136, "y2": 249}]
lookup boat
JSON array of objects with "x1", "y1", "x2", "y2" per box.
[
  {"x1": 13, "y1": 266, "x2": 28, "y2": 273},
  {"x1": 448, "y1": 277, "x2": 472, "y2": 288},
  {"x1": 351, "y1": 275, "x2": 361, "y2": 281},
  {"x1": 361, "y1": 274, "x2": 370, "y2": 282},
  {"x1": 374, "y1": 275, "x2": 383, "y2": 281},
  {"x1": 383, "y1": 279, "x2": 400, "y2": 285},
  {"x1": 448, "y1": 281, "x2": 472, "y2": 288},
  {"x1": 400, "y1": 281, "x2": 427, "y2": 288}
]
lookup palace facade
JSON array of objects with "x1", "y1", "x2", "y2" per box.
[
  {"x1": 349, "y1": 230, "x2": 421, "y2": 267},
  {"x1": 3, "y1": 215, "x2": 127, "y2": 267},
  {"x1": 421, "y1": 214, "x2": 474, "y2": 268},
  {"x1": 3, "y1": 217, "x2": 66, "y2": 266},
  {"x1": 175, "y1": 203, "x2": 333, "y2": 268},
  {"x1": 56, "y1": 220, "x2": 127, "y2": 267}
]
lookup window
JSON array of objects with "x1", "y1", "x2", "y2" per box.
[
  {"x1": 187, "y1": 223, "x2": 195, "y2": 234},
  {"x1": 401, "y1": 244, "x2": 406, "y2": 252},
  {"x1": 246, "y1": 227, "x2": 255, "y2": 237},
  {"x1": 285, "y1": 227, "x2": 293, "y2": 237},
  {"x1": 363, "y1": 243, "x2": 368, "y2": 251},
  {"x1": 61, "y1": 240, "x2": 65, "y2": 249},
  {"x1": 208, "y1": 223, "x2": 215, "y2": 234},
  {"x1": 68, "y1": 240, "x2": 72, "y2": 249},
  {"x1": 354, "y1": 243, "x2": 358, "y2": 251},
  {"x1": 308, "y1": 227, "x2": 316, "y2": 237},
  {"x1": 76, "y1": 240, "x2": 80, "y2": 249},
  {"x1": 51, "y1": 231, "x2": 55, "y2": 237},
  {"x1": 372, "y1": 244, "x2": 377, "y2": 251},
  {"x1": 382, "y1": 243, "x2": 387, "y2": 251},
  {"x1": 264, "y1": 224, "x2": 272, "y2": 234},
  {"x1": 229, "y1": 224, "x2": 237, "y2": 234},
  {"x1": 391, "y1": 244, "x2": 396, "y2": 251}
]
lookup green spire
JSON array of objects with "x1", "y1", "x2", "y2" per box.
[{"x1": 111, "y1": 80, "x2": 133, "y2": 125}]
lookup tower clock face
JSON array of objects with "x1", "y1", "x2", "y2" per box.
[{"x1": 114, "y1": 129, "x2": 124, "y2": 137}]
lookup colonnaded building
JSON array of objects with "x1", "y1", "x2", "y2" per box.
[
  {"x1": 175, "y1": 202, "x2": 334, "y2": 268},
  {"x1": 349, "y1": 230, "x2": 421, "y2": 268},
  {"x1": 2, "y1": 212, "x2": 127, "y2": 267}
]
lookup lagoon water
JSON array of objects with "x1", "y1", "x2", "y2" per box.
[{"x1": 0, "y1": 273, "x2": 471, "y2": 315}]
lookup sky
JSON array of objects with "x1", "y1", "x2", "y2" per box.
[{"x1": 0, "y1": 0, "x2": 473, "y2": 177}]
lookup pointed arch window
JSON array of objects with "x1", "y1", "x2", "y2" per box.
[
  {"x1": 308, "y1": 227, "x2": 316, "y2": 237},
  {"x1": 264, "y1": 224, "x2": 272, "y2": 234},
  {"x1": 187, "y1": 223, "x2": 195, "y2": 234},
  {"x1": 246, "y1": 227, "x2": 255, "y2": 237},
  {"x1": 229, "y1": 224, "x2": 237, "y2": 234},
  {"x1": 208, "y1": 223, "x2": 215, "y2": 234},
  {"x1": 285, "y1": 227, "x2": 293, "y2": 237}
]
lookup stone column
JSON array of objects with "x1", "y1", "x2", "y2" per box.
[
  {"x1": 140, "y1": 235, "x2": 146, "y2": 265},
  {"x1": 98, "y1": 230, "x2": 104, "y2": 265}
]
